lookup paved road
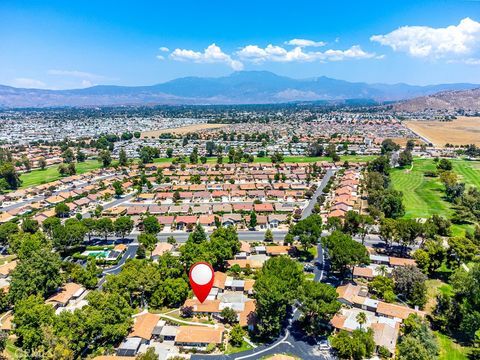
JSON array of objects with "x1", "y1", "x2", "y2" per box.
[
  {"x1": 82, "y1": 192, "x2": 137, "y2": 219},
  {"x1": 301, "y1": 169, "x2": 335, "y2": 220},
  {"x1": 0, "y1": 173, "x2": 118, "y2": 212},
  {"x1": 192, "y1": 173, "x2": 335, "y2": 360},
  {"x1": 191, "y1": 233, "x2": 331, "y2": 360},
  {"x1": 97, "y1": 243, "x2": 139, "y2": 288}
]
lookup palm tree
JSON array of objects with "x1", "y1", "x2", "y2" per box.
[
  {"x1": 356, "y1": 311, "x2": 367, "y2": 330},
  {"x1": 378, "y1": 264, "x2": 388, "y2": 277}
]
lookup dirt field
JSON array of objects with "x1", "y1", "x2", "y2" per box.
[
  {"x1": 405, "y1": 117, "x2": 480, "y2": 147},
  {"x1": 391, "y1": 138, "x2": 422, "y2": 147},
  {"x1": 141, "y1": 123, "x2": 227, "y2": 138}
]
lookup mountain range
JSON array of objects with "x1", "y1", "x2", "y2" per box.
[
  {"x1": 0, "y1": 71, "x2": 478, "y2": 108},
  {"x1": 393, "y1": 88, "x2": 480, "y2": 113}
]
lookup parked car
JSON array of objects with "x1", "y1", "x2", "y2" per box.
[{"x1": 304, "y1": 263, "x2": 315, "y2": 272}]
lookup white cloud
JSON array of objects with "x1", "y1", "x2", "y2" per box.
[
  {"x1": 170, "y1": 43, "x2": 244, "y2": 70},
  {"x1": 47, "y1": 69, "x2": 103, "y2": 80},
  {"x1": 159, "y1": 46, "x2": 169, "y2": 52},
  {"x1": 464, "y1": 58, "x2": 480, "y2": 65},
  {"x1": 12, "y1": 78, "x2": 47, "y2": 88},
  {"x1": 448, "y1": 57, "x2": 480, "y2": 65},
  {"x1": 323, "y1": 45, "x2": 376, "y2": 61},
  {"x1": 285, "y1": 38, "x2": 326, "y2": 47},
  {"x1": 371, "y1": 17, "x2": 480, "y2": 59},
  {"x1": 80, "y1": 79, "x2": 93, "y2": 87},
  {"x1": 163, "y1": 41, "x2": 377, "y2": 69},
  {"x1": 237, "y1": 44, "x2": 375, "y2": 63}
]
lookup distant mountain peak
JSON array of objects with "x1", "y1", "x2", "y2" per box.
[{"x1": 0, "y1": 72, "x2": 478, "y2": 108}]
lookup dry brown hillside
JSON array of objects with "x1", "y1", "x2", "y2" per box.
[{"x1": 393, "y1": 88, "x2": 480, "y2": 113}]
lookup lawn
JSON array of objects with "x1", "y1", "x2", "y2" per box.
[
  {"x1": 0, "y1": 255, "x2": 16, "y2": 266},
  {"x1": 425, "y1": 279, "x2": 453, "y2": 313},
  {"x1": 452, "y1": 159, "x2": 480, "y2": 189},
  {"x1": 391, "y1": 159, "x2": 452, "y2": 220},
  {"x1": 391, "y1": 158, "x2": 480, "y2": 236},
  {"x1": 20, "y1": 160, "x2": 102, "y2": 188},
  {"x1": 225, "y1": 340, "x2": 254, "y2": 355},
  {"x1": 5, "y1": 338, "x2": 25, "y2": 359},
  {"x1": 436, "y1": 332, "x2": 470, "y2": 360}
]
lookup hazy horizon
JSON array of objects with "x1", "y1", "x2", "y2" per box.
[{"x1": 1, "y1": 0, "x2": 480, "y2": 90}]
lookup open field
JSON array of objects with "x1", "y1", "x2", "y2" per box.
[
  {"x1": 453, "y1": 160, "x2": 480, "y2": 189},
  {"x1": 425, "y1": 279, "x2": 453, "y2": 314},
  {"x1": 436, "y1": 332, "x2": 469, "y2": 360},
  {"x1": 20, "y1": 160, "x2": 102, "y2": 188},
  {"x1": 141, "y1": 123, "x2": 227, "y2": 138},
  {"x1": 391, "y1": 159, "x2": 452, "y2": 219},
  {"x1": 405, "y1": 117, "x2": 480, "y2": 147},
  {"x1": 391, "y1": 158, "x2": 480, "y2": 235}
]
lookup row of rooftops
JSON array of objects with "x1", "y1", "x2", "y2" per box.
[{"x1": 327, "y1": 170, "x2": 362, "y2": 219}]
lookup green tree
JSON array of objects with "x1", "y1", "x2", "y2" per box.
[
  {"x1": 136, "y1": 347, "x2": 158, "y2": 360},
  {"x1": 398, "y1": 150, "x2": 413, "y2": 167},
  {"x1": 62, "y1": 148, "x2": 75, "y2": 163},
  {"x1": 13, "y1": 295, "x2": 55, "y2": 353},
  {"x1": 38, "y1": 157, "x2": 47, "y2": 170},
  {"x1": 322, "y1": 231, "x2": 369, "y2": 277},
  {"x1": 143, "y1": 215, "x2": 161, "y2": 235},
  {"x1": 82, "y1": 291, "x2": 133, "y2": 346},
  {"x1": 76, "y1": 149, "x2": 86, "y2": 162},
  {"x1": 138, "y1": 233, "x2": 157, "y2": 252},
  {"x1": 331, "y1": 328, "x2": 375, "y2": 360},
  {"x1": 395, "y1": 218, "x2": 423, "y2": 253},
  {"x1": 20, "y1": 218, "x2": 39, "y2": 234},
  {"x1": 95, "y1": 217, "x2": 114, "y2": 240},
  {"x1": 188, "y1": 224, "x2": 207, "y2": 244},
  {"x1": 381, "y1": 138, "x2": 400, "y2": 154},
  {"x1": 299, "y1": 281, "x2": 341, "y2": 335},
  {"x1": 264, "y1": 228, "x2": 273, "y2": 242},
  {"x1": 0, "y1": 162, "x2": 22, "y2": 190},
  {"x1": 368, "y1": 276, "x2": 395, "y2": 301},
  {"x1": 151, "y1": 277, "x2": 189, "y2": 308},
  {"x1": 356, "y1": 311, "x2": 367, "y2": 329},
  {"x1": 52, "y1": 219, "x2": 87, "y2": 250},
  {"x1": 81, "y1": 218, "x2": 96, "y2": 241},
  {"x1": 379, "y1": 218, "x2": 397, "y2": 248},
  {"x1": 112, "y1": 181, "x2": 124, "y2": 197},
  {"x1": 254, "y1": 256, "x2": 303, "y2": 339},
  {"x1": 392, "y1": 265, "x2": 427, "y2": 308},
  {"x1": 98, "y1": 150, "x2": 112, "y2": 167},
  {"x1": 55, "y1": 203, "x2": 70, "y2": 218},
  {"x1": 118, "y1": 148, "x2": 128, "y2": 166},
  {"x1": 381, "y1": 189, "x2": 405, "y2": 218},
  {"x1": 249, "y1": 211, "x2": 257, "y2": 229},
  {"x1": 230, "y1": 324, "x2": 246, "y2": 347},
  {"x1": 288, "y1": 214, "x2": 323, "y2": 250},
  {"x1": 398, "y1": 314, "x2": 439, "y2": 360},
  {"x1": 0, "y1": 222, "x2": 18, "y2": 245},
  {"x1": 42, "y1": 217, "x2": 61, "y2": 238},
  {"x1": 9, "y1": 247, "x2": 62, "y2": 303},
  {"x1": 221, "y1": 307, "x2": 238, "y2": 325},
  {"x1": 114, "y1": 216, "x2": 134, "y2": 239}
]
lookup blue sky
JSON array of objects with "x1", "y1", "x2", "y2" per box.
[{"x1": 1, "y1": 0, "x2": 480, "y2": 89}]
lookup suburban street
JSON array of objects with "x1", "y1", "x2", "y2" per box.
[
  {"x1": 191, "y1": 234, "x2": 332, "y2": 360},
  {"x1": 192, "y1": 169, "x2": 336, "y2": 360},
  {"x1": 0, "y1": 173, "x2": 118, "y2": 213}
]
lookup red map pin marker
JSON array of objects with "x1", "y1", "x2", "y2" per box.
[{"x1": 189, "y1": 262, "x2": 214, "y2": 303}]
